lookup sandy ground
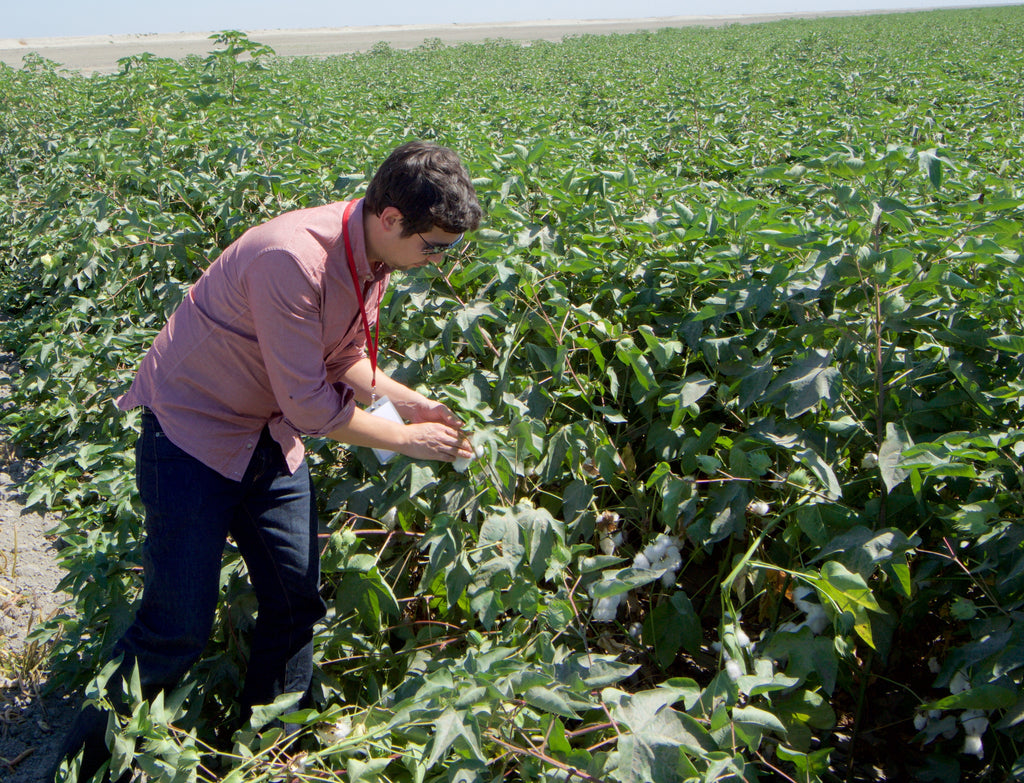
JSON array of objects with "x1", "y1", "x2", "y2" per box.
[
  {"x1": 0, "y1": 349, "x2": 78, "y2": 783},
  {"x1": 0, "y1": 10, "x2": 912, "y2": 75}
]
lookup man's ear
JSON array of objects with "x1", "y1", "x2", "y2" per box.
[{"x1": 379, "y1": 206, "x2": 404, "y2": 233}]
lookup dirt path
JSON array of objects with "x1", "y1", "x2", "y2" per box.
[{"x1": 0, "y1": 352, "x2": 79, "y2": 783}]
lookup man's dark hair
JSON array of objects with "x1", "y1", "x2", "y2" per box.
[{"x1": 364, "y1": 141, "x2": 483, "y2": 236}]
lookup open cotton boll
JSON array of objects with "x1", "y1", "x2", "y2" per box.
[
  {"x1": 913, "y1": 714, "x2": 928, "y2": 731},
  {"x1": 725, "y1": 659, "x2": 742, "y2": 682},
  {"x1": 949, "y1": 670, "x2": 970, "y2": 694},
  {"x1": 747, "y1": 500, "x2": 771, "y2": 517},
  {"x1": 961, "y1": 710, "x2": 988, "y2": 737},
  {"x1": 591, "y1": 593, "x2": 622, "y2": 622},
  {"x1": 453, "y1": 442, "x2": 484, "y2": 473},
  {"x1": 634, "y1": 533, "x2": 683, "y2": 586},
  {"x1": 962, "y1": 735, "x2": 984, "y2": 758},
  {"x1": 791, "y1": 587, "x2": 830, "y2": 634},
  {"x1": 316, "y1": 716, "x2": 353, "y2": 745}
]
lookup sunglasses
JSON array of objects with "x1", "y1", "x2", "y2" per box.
[{"x1": 417, "y1": 232, "x2": 465, "y2": 256}]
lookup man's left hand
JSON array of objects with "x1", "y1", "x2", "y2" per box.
[{"x1": 406, "y1": 400, "x2": 465, "y2": 430}]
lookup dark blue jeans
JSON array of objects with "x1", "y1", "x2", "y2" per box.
[{"x1": 116, "y1": 409, "x2": 327, "y2": 715}]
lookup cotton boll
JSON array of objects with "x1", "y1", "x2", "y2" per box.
[
  {"x1": 591, "y1": 594, "x2": 622, "y2": 622},
  {"x1": 599, "y1": 535, "x2": 618, "y2": 556},
  {"x1": 725, "y1": 659, "x2": 742, "y2": 682},
  {"x1": 913, "y1": 714, "x2": 928, "y2": 731},
  {"x1": 927, "y1": 657, "x2": 941, "y2": 674},
  {"x1": 735, "y1": 627, "x2": 751, "y2": 648},
  {"x1": 804, "y1": 603, "x2": 830, "y2": 635},
  {"x1": 453, "y1": 441, "x2": 485, "y2": 473},
  {"x1": 747, "y1": 500, "x2": 771, "y2": 517},
  {"x1": 949, "y1": 670, "x2": 970, "y2": 694},
  {"x1": 628, "y1": 622, "x2": 643, "y2": 639},
  {"x1": 961, "y1": 711, "x2": 988, "y2": 737},
  {"x1": 962, "y1": 735, "x2": 984, "y2": 758},
  {"x1": 861, "y1": 452, "x2": 879, "y2": 469},
  {"x1": 634, "y1": 553, "x2": 651, "y2": 569},
  {"x1": 316, "y1": 717, "x2": 353, "y2": 745}
]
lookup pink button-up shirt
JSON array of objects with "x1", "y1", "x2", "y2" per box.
[{"x1": 117, "y1": 199, "x2": 390, "y2": 481}]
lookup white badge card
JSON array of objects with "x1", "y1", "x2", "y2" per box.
[{"x1": 366, "y1": 396, "x2": 403, "y2": 463}]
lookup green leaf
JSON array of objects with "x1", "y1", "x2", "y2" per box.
[
  {"x1": 644, "y1": 592, "x2": 702, "y2": 667},
  {"x1": 348, "y1": 757, "x2": 393, "y2": 782},
  {"x1": 918, "y1": 148, "x2": 943, "y2": 189},
  {"x1": 524, "y1": 686, "x2": 581, "y2": 719},
  {"x1": 248, "y1": 692, "x2": 304, "y2": 732},
  {"x1": 878, "y1": 423, "x2": 913, "y2": 494},
  {"x1": 764, "y1": 627, "x2": 840, "y2": 695},
  {"x1": 810, "y1": 561, "x2": 885, "y2": 648},
  {"x1": 923, "y1": 684, "x2": 1019, "y2": 712},
  {"x1": 604, "y1": 688, "x2": 717, "y2": 782},
  {"x1": 425, "y1": 706, "x2": 484, "y2": 768},
  {"x1": 590, "y1": 566, "x2": 664, "y2": 599}
]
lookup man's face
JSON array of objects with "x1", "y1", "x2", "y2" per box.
[
  {"x1": 383, "y1": 226, "x2": 465, "y2": 271},
  {"x1": 372, "y1": 206, "x2": 464, "y2": 271}
]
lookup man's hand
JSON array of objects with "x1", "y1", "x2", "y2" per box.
[
  {"x1": 400, "y1": 421, "x2": 473, "y2": 462},
  {"x1": 404, "y1": 399, "x2": 465, "y2": 429},
  {"x1": 329, "y1": 406, "x2": 472, "y2": 463}
]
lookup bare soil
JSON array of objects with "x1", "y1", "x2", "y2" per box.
[{"x1": 0, "y1": 352, "x2": 80, "y2": 783}]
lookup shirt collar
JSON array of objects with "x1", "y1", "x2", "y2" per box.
[{"x1": 346, "y1": 198, "x2": 377, "y2": 282}]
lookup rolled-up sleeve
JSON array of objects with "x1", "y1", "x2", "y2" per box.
[{"x1": 245, "y1": 249, "x2": 356, "y2": 436}]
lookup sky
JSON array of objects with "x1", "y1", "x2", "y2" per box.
[{"x1": 4, "y1": 0, "x2": 1010, "y2": 39}]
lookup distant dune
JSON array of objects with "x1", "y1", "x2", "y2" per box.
[{"x1": 0, "y1": 8, "x2": 968, "y2": 75}]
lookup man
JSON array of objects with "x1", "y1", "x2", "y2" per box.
[{"x1": 53, "y1": 140, "x2": 483, "y2": 782}]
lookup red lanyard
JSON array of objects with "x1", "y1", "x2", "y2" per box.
[{"x1": 342, "y1": 199, "x2": 381, "y2": 396}]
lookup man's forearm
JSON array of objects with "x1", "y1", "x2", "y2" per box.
[
  {"x1": 327, "y1": 405, "x2": 408, "y2": 451},
  {"x1": 339, "y1": 357, "x2": 428, "y2": 417}
]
